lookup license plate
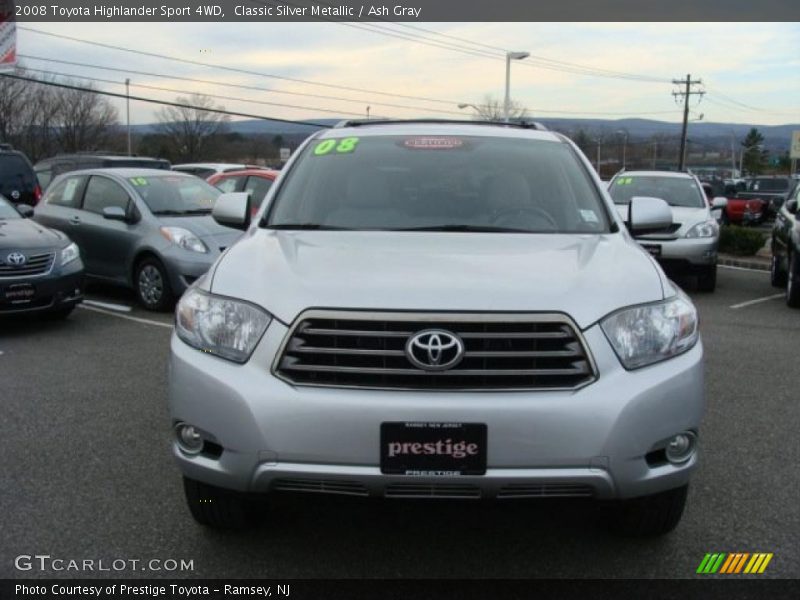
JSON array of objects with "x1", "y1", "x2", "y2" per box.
[
  {"x1": 380, "y1": 422, "x2": 487, "y2": 476},
  {"x1": 641, "y1": 244, "x2": 662, "y2": 257},
  {"x1": 3, "y1": 283, "x2": 36, "y2": 303}
]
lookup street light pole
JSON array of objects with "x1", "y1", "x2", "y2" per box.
[
  {"x1": 504, "y1": 51, "x2": 529, "y2": 123},
  {"x1": 616, "y1": 130, "x2": 628, "y2": 170},
  {"x1": 125, "y1": 78, "x2": 131, "y2": 156}
]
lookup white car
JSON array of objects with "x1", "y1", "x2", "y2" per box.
[{"x1": 172, "y1": 163, "x2": 263, "y2": 180}]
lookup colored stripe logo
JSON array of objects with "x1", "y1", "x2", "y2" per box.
[{"x1": 697, "y1": 553, "x2": 773, "y2": 574}]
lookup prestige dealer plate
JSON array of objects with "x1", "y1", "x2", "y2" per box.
[{"x1": 380, "y1": 422, "x2": 487, "y2": 476}]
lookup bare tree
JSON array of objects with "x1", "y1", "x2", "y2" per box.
[
  {"x1": 54, "y1": 80, "x2": 119, "y2": 153},
  {"x1": 469, "y1": 95, "x2": 529, "y2": 121},
  {"x1": 156, "y1": 94, "x2": 230, "y2": 161}
]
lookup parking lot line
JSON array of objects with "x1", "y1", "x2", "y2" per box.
[
  {"x1": 729, "y1": 294, "x2": 784, "y2": 310},
  {"x1": 719, "y1": 265, "x2": 769, "y2": 274},
  {"x1": 78, "y1": 304, "x2": 173, "y2": 329},
  {"x1": 83, "y1": 299, "x2": 133, "y2": 312}
]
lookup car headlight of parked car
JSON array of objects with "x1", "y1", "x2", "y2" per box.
[
  {"x1": 601, "y1": 293, "x2": 699, "y2": 369},
  {"x1": 160, "y1": 227, "x2": 208, "y2": 253},
  {"x1": 60, "y1": 242, "x2": 80, "y2": 266},
  {"x1": 176, "y1": 288, "x2": 271, "y2": 363},
  {"x1": 684, "y1": 219, "x2": 719, "y2": 238}
]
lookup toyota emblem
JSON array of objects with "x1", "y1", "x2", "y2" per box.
[
  {"x1": 5, "y1": 252, "x2": 27, "y2": 267},
  {"x1": 405, "y1": 329, "x2": 465, "y2": 371}
]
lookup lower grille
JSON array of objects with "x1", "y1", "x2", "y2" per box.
[
  {"x1": 274, "y1": 311, "x2": 596, "y2": 391},
  {"x1": 385, "y1": 483, "x2": 482, "y2": 499},
  {"x1": 0, "y1": 251, "x2": 55, "y2": 278},
  {"x1": 272, "y1": 478, "x2": 368, "y2": 497},
  {"x1": 496, "y1": 483, "x2": 594, "y2": 499}
]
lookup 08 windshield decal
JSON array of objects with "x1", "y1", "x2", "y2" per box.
[{"x1": 313, "y1": 137, "x2": 360, "y2": 156}]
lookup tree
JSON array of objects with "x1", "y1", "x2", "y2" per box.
[
  {"x1": 469, "y1": 95, "x2": 529, "y2": 121},
  {"x1": 571, "y1": 128, "x2": 593, "y2": 156},
  {"x1": 741, "y1": 128, "x2": 767, "y2": 175},
  {"x1": 54, "y1": 80, "x2": 119, "y2": 153},
  {"x1": 156, "y1": 93, "x2": 230, "y2": 161}
]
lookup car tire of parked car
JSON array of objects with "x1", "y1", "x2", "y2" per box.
[
  {"x1": 603, "y1": 485, "x2": 688, "y2": 537},
  {"x1": 182, "y1": 477, "x2": 263, "y2": 530},
  {"x1": 696, "y1": 264, "x2": 717, "y2": 293},
  {"x1": 770, "y1": 254, "x2": 787, "y2": 288},
  {"x1": 44, "y1": 306, "x2": 75, "y2": 320},
  {"x1": 134, "y1": 257, "x2": 174, "y2": 311},
  {"x1": 786, "y1": 253, "x2": 800, "y2": 308}
]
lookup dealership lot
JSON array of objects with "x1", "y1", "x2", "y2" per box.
[{"x1": 1, "y1": 267, "x2": 797, "y2": 578}]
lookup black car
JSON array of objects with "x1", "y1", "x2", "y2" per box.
[
  {"x1": 0, "y1": 195, "x2": 84, "y2": 318},
  {"x1": 0, "y1": 146, "x2": 41, "y2": 207},
  {"x1": 771, "y1": 181, "x2": 800, "y2": 307},
  {"x1": 35, "y1": 154, "x2": 171, "y2": 190}
]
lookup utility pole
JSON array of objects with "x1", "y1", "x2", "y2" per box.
[
  {"x1": 125, "y1": 78, "x2": 131, "y2": 156},
  {"x1": 652, "y1": 139, "x2": 657, "y2": 169},
  {"x1": 672, "y1": 74, "x2": 704, "y2": 170}
]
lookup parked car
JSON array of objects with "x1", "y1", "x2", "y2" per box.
[
  {"x1": 608, "y1": 170, "x2": 724, "y2": 291},
  {"x1": 717, "y1": 183, "x2": 765, "y2": 225},
  {"x1": 172, "y1": 163, "x2": 264, "y2": 180},
  {"x1": 169, "y1": 121, "x2": 704, "y2": 536},
  {"x1": 0, "y1": 194, "x2": 83, "y2": 318},
  {"x1": 770, "y1": 181, "x2": 800, "y2": 307},
  {"x1": 0, "y1": 146, "x2": 42, "y2": 206},
  {"x1": 34, "y1": 154, "x2": 171, "y2": 191},
  {"x1": 738, "y1": 176, "x2": 795, "y2": 219},
  {"x1": 207, "y1": 168, "x2": 279, "y2": 217},
  {"x1": 33, "y1": 169, "x2": 241, "y2": 311}
]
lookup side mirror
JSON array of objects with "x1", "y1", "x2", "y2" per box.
[
  {"x1": 212, "y1": 192, "x2": 251, "y2": 230},
  {"x1": 628, "y1": 196, "x2": 673, "y2": 235},
  {"x1": 103, "y1": 206, "x2": 128, "y2": 222},
  {"x1": 711, "y1": 197, "x2": 728, "y2": 209},
  {"x1": 786, "y1": 199, "x2": 798, "y2": 214},
  {"x1": 16, "y1": 204, "x2": 34, "y2": 218}
]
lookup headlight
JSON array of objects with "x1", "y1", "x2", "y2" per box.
[
  {"x1": 160, "y1": 227, "x2": 208, "y2": 253},
  {"x1": 685, "y1": 219, "x2": 718, "y2": 238},
  {"x1": 175, "y1": 288, "x2": 271, "y2": 363},
  {"x1": 601, "y1": 293, "x2": 699, "y2": 369},
  {"x1": 60, "y1": 242, "x2": 80, "y2": 266}
]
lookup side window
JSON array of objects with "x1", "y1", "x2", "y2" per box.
[
  {"x1": 244, "y1": 176, "x2": 273, "y2": 208},
  {"x1": 82, "y1": 176, "x2": 131, "y2": 215},
  {"x1": 45, "y1": 175, "x2": 86, "y2": 208},
  {"x1": 36, "y1": 169, "x2": 52, "y2": 190},
  {"x1": 215, "y1": 175, "x2": 245, "y2": 193}
]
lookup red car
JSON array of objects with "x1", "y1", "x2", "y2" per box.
[
  {"x1": 207, "y1": 169, "x2": 279, "y2": 217},
  {"x1": 701, "y1": 182, "x2": 763, "y2": 225}
]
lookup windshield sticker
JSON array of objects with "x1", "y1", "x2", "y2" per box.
[
  {"x1": 402, "y1": 137, "x2": 465, "y2": 150},
  {"x1": 580, "y1": 209, "x2": 599, "y2": 223},
  {"x1": 616, "y1": 177, "x2": 633, "y2": 185},
  {"x1": 129, "y1": 177, "x2": 149, "y2": 186},
  {"x1": 313, "y1": 137, "x2": 360, "y2": 156},
  {"x1": 63, "y1": 179, "x2": 79, "y2": 202}
]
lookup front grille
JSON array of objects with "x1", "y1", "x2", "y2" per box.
[
  {"x1": 272, "y1": 478, "x2": 368, "y2": 497},
  {"x1": 274, "y1": 311, "x2": 596, "y2": 391},
  {"x1": 385, "y1": 483, "x2": 481, "y2": 499},
  {"x1": 0, "y1": 251, "x2": 55, "y2": 278},
  {"x1": 496, "y1": 483, "x2": 594, "y2": 499}
]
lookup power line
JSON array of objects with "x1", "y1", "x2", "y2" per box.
[{"x1": 0, "y1": 72, "x2": 333, "y2": 128}]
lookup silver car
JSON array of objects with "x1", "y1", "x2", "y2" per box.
[
  {"x1": 608, "y1": 170, "x2": 725, "y2": 292},
  {"x1": 33, "y1": 169, "x2": 241, "y2": 310},
  {"x1": 169, "y1": 122, "x2": 704, "y2": 536}
]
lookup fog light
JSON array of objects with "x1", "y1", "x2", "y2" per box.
[
  {"x1": 175, "y1": 423, "x2": 204, "y2": 455},
  {"x1": 665, "y1": 431, "x2": 697, "y2": 464}
]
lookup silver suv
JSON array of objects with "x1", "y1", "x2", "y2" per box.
[{"x1": 168, "y1": 121, "x2": 705, "y2": 536}]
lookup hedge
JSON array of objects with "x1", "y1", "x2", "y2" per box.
[{"x1": 718, "y1": 225, "x2": 768, "y2": 256}]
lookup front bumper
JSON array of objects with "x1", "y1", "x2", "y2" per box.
[
  {"x1": 640, "y1": 236, "x2": 718, "y2": 270},
  {"x1": 168, "y1": 318, "x2": 705, "y2": 501},
  {"x1": 0, "y1": 260, "x2": 84, "y2": 315}
]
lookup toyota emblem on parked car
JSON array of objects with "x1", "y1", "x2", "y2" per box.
[
  {"x1": 405, "y1": 329, "x2": 465, "y2": 371},
  {"x1": 6, "y1": 252, "x2": 27, "y2": 266}
]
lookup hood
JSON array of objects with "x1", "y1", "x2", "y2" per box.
[
  {"x1": 210, "y1": 230, "x2": 666, "y2": 329},
  {"x1": 614, "y1": 204, "x2": 710, "y2": 238},
  {"x1": 0, "y1": 218, "x2": 67, "y2": 250},
  {"x1": 156, "y1": 215, "x2": 242, "y2": 250}
]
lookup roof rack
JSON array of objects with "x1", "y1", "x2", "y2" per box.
[{"x1": 333, "y1": 118, "x2": 548, "y2": 131}]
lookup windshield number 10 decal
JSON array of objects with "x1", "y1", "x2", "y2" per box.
[{"x1": 314, "y1": 137, "x2": 360, "y2": 156}]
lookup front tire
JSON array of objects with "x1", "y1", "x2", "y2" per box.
[
  {"x1": 787, "y1": 253, "x2": 800, "y2": 308},
  {"x1": 182, "y1": 477, "x2": 264, "y2": 530},
  {"x1": 604, "y1": 485, "x2": 688, "y2": 537},
  {"x1": 771, "y1": 254, "x2": 787, "y2": 288},
  {"x1": 134, "y1": 257, "x2": 174, "y2": 311},
  {"x1": 44, "y1": 306, "x2": 75, "y2": 320},
  {"x1": 696, "y1": 264, "x2": 717, "y2": 292}
]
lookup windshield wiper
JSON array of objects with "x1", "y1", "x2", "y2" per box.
[
  {"x1": 394, "y1": 224, "x2": 534, "y2": 233},
  {"x1": 266, "y1": 223, "x2": 351, "y2": 230}
]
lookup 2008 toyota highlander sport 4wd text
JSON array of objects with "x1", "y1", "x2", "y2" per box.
[{"x1": 168, "y1": 120, "x2": 704, "y2": 536}]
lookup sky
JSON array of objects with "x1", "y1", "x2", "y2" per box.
[{"x1": 11, "y1": 21, "x2": 800, "y2": 128}]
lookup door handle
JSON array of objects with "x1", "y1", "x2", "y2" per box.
[{"x1": 69, "y1": 216, "x2": 81, "y2": 225}]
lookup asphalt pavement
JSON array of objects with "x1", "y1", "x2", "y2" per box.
[{"x1": 1, "y1": 268, "x2": 798, "y2": 579}]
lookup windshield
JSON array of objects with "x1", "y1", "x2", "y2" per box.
[
  {"x1": 747, "y1": 178, "x2": 789, "y2": 192},
  {"x1": 610, "y1": 175, "x2": 706, "y2": 208},
  {"x1": 130, "y1": 175, "x2": 220, "y2": 215},
  {"x1": 266, "y1": 135, "x2": 610, "y2": 233},
  {"x1": 0, "y1": 195, "x2": 21, "y2": 219}
]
